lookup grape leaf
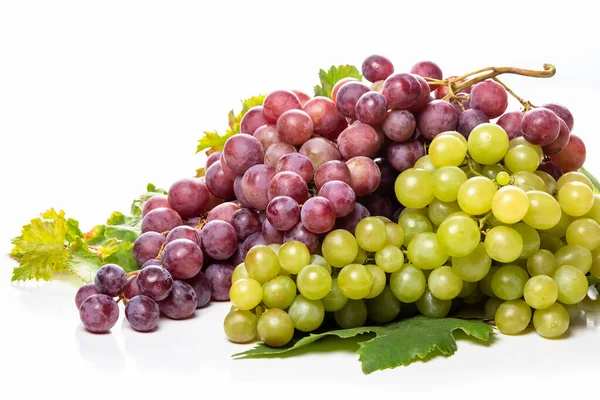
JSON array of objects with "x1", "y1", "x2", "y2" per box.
[
  {"x1": 66, "y1": 238, "x2": 104, "y2": 283},
  {"x1": 233, "y1": 316, "x2": 493, "y2": 374},
  {"x1": 314, "y1": 65, "x2": 362, "y2": 98},
  {"x1": 97, "y1": 239, "x2": 138, "y2": 272}
]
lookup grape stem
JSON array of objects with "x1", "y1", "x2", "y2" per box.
[
  {"x1": 467, "y1": 160, "x2": 483, "y2": 177},
  {"x1": 478, "y1": 212, "x2": 493, "y2": 231},
  {"x1": 491, "y1": 77, "x2": 535, "y2": 112},
  {"x1": 126, "y1": 270, "x2": 140, "y2": 278}
]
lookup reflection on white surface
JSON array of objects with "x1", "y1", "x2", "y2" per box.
[{"x1": 75, "y1": 325, "x2": 126, "y2": 370}]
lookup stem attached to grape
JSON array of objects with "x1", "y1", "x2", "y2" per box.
[
  {"x1": 126, "y1": 270, "x2": 140, "y2": 278},
  {"x1": 491, "y1": 77, "x2": 534, "y2": 112}
]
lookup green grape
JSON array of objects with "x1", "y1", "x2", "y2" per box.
[
  {"x1": 512, "y1": 222, "x2": 540, "y2": 260},
  {"x1": 484, "y1": 226, "x2": 523, "y2": 263},
  {"x1": 554, "y1": 244, "x2": 592, "y2": 274},
  {"x1": 486, "y1": 214, "x2": 507, "y2": 228},
  {"x1": 376, "y1": 216, "x2": 392, "y2": 223},
  {"x1": 432, "y1": 166, "x2": 468, "y2": 202},
  {"x1": 398, "y1": 210, "x2": 434, "y2": 246},
  {"x1": 552, "y1": 265, "x2": 588, "y2": 304},
  {"x1": 512, "y1": 171, "x2": 546, "y2": 192},
  {"x1": 491, "y1": 186, "x2": 529, "y2": 224},
  {"x1": 484, "y1": 297, "x2": 504, "y2": 320},
  {"x1": 390, "y1": 264, "x2": 426, "y2": 303},
  {"x1": 534, "y1": 170, "x2": 557, "y2": 195},
  {"x1": 229, "y1": 278, "x2": 263, "y2": 310},
  {"x1": 399, "y1": 207, "x2": 429, "y2": 218},
  {"x1": 407, "y1": 232, "x2": 449, "y2": 270},
  {"x1": 385, "y1": 222, "x2": 404, "y2": 247},
  {"x1": 429, "y1": 134, "x2": 467, "y2": 167},
  {"x1": 482, "y1": 164, "x2": 505, "y2": 180},
  {"x1": 533, "y1": 303, "x2": 570, "y2": 338},
  {"x1": 592, "y1": 247, "x2": 600, "y2": 277},
  {"x1": 365, "y1": 264, "x2": 386, "y2": 299},
  {"x1": 452, "y1": 242, "x2": 492, "y2": 282},
  {"x1": 583, "y1": 194, "x2": 600, "y2": 224},
  {"x1": 268, "y1": 243, "x2": 281, "y2": 254},
  {"x1": 440, "y1": 130, "x2": 468, "y2": 146},
  {"x1": 527, "y1": 249, "x2": 557, "y2": 276},
  {"x1": 256, "y1": 309, "x2": 295, "y2": 347},
  {"x1": 231, "y1": 263, "x2": 249, "y2": 284},
  {"x1": 522, "y1": 190, "x2": 561, "y2": 230},
  {"x1": 508, "y1": 136, "x2": 544, "y2": 161},
  {"x1": 558, "y1": 181, "x2": 594, "y2": 217},
  {"x1": 428, "y1": 198, "x2": 462, "y2": 226},
  {"x1": 416, "y1": 288, "x2": 452, "y2": 318},
  {"x1": 366, "y1": 286, "x2": 401, "y2": 324},
  {"x1": 504, "y1": 145, "x2": 539, "y2": 173},
  {"x1": 496, "y1": 171, "x2": 511, "y2": 186},
  {"x1": 355, "y1": 217, "x2": 388, "y2": 252},
  {"x1": 538, "y1": 232, "x2": 565, "y2": 253},
  {"x1": 374, "y1": 245, "x2": 404, "y2": 273},
  {"x1": 334, "y1": 299, "x2": 367, "y2": 329},
  {"x1": 321, "y1": 278, "x2": 348, "y2": 312},
  {"x1": 262, "y1": 276, "x2": 297, "y2": 310},
  {"x1": 462, "y1": 286, "x2": 486, "y2": 305},
  {"x1": 478, "y1": 266, "x2": 500, "y2": 297},
  {"x1": 436, "y1": 213, "x2": 480, "y2": 257},
  {"x1": 467, "y1": 123, "x2": 509, "y2": 165},
  {"x1": 337, "y1": 264, "x2": 374, "y2": 299},
  {"x1": 428, "y1": 266, "x2": 463, "y2": 300},
  {"x1": 309, "y1": 254, "x2": 331, "y2": 274},
  {"x1": 495, "y1": 299, "x2": 532, "y2": 334},
  {"x1": 457, "y1": 176, "x2": 497, "y2": 215},
  {"x1": 278, "y1": 241, "x2": 311, "y2": 274},
  {"x1": 565, "y1": 218, "x2": 600, "y2": 251},
  {"x1": 353, "y1": 247, "x2": 368, "y2": 264},
  {"x1": 458, "y1": 280, "x2": 477, "y2": 298},
  {"x1": 245, "y1": 245, "x2": 280, "y2": 283},
  {"x1": 296, "y1": 265, "x2": 332, "y2": 300},
  {"x1": 223, "y1": 309, "x2": 258, "y2": 344},
  {"x1": 545, "y1": 210, "x2": 572, "y2": 237},
  {"x1": 491, "y1": 264, "x2": 529, "y2": 300},
  {"x1": 556, "y1": 171, "x2": 594, "y2": 192},
  {"x1": 395, "y1": 168, "x2": 435, "y2": 209},
  {"x1": 523, "y1": 275, "x2": 558, "y2": 310},
  {"x1": 288, "y1": 295, "x2": 325, "y2": 332},
  {"x1": 321, "y1": 229, "x2": 359, "y2": 267},
  {"x1": 414, "y1": 154, "x2": 437, "y2": 172}
]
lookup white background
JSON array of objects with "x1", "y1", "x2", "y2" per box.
[{"x1": 1, "y1": 1, "x2": 599, "y2": 399}]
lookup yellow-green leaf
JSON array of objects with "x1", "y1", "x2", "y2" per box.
[{"x1": 314, "y1": 65, "x2": 362, "y2": 98}]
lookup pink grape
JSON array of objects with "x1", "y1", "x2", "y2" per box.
[
  {"x1": 240, "y1": 106, "x2": 269, "y2": 135},
  {"x1": 263, "y1": 90, "x2": 302, "y2": 123},
  {"x1": 277, "y1": 109, "x2": 314, "y2": 146}
]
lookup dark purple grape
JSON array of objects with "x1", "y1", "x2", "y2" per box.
[
  {"x1": 159, "y1": 280, "x2": 197, "y2": 320},
  {"x1": 355, "y1": 91, "x2": 388, "y2": 125},
  {"x1": 206, "y1": 201, "x2": 241, "y2": 225},
  {"x1": 241, "y1": 164, "x2": 277, "y2": 210},
  {"x1": 266, "y1": 196, "x2": 300, "y2": 231},
  {"x1": 410, "y1": 61, "x2": 443, "y2": 91},
  {"x1": 521, "y1": 108, "x2": 560, "y2": 146},
  {"x1": 277, "y1": 109, "x2": 314, "y2": 146},
  {"x1": 205, "y1": 161, "x2": 235, "y2": 200},
  {"x1": 95, "y1": 264, "x2": 126, "y2": 297},
  {"x1": 253, "y1": 124, "x2": 281, "y2": 151},
  {"x1": 284, "y1": 222, "x2": 319, "y2": 253},
  {"x1": 299, "y1": 137, "x2": 341, "y2": 169},
  {"x1": 451, "y1": 98, "x2": 470, "y2": 116},
  {"x1": 142, "y1": 196, "x2": 171, "y2": 217},
  {"x1": 204, "y1": 263, "x2": 235, "y2": 301},
  {"x1": 496, "y1": 111, "x2": 524, "y2": 139},
  {"x1": 165, "y1": 225, "x2": 201, "y2": 245},
  {"x1": 406, "y1": 75, "x2": 433, "y2": 113},
  {"x1": 276, "y1": 153, "x2": 314, "y2": 183},
  {"x1": 258, "y1": 210, "x2": 267, "y2": 224},
  {"x1": 205, "y1": 151, "x2": 221, "y2": 169},
  {"x1": 337, "y1": 123, "x2": 381, "y2": 159},
  {"x1": 301, "y1": 196, "x2": 336, "y2": 234},
  {"x1": 382, "y1": 73, "x2": 422, "y2": 110},
  {"x1": 167, "y1": 178, "x2": 210, "y2": 219},
  {"x1": 123, "y1": 276, "x2": 142, "y2": 299},
  {"x1": 537, "y1": 160, "x2": 563, "y2": 181},
  {"x1": 223, "y1": 133, "x2": 265, "y2": 175},
  {"x1": 233, "y1": 175, "x2": 252, "y2": 208},
  {"x1": 470, "y1": 80, "x2": 508, "y2": 119},
  {"x1": 417, "y1": 100, "x2": 458, "y2": 140},
  {"x1": 268, "y1": 171, "x2": 309, "y2": 204},
  {"x1": 360, "y1": 194, "x2": 394, "y2": 219},
  {"x1": 303, "y1": 96, "x2": 339, "y2": 136},
  {"x1": 321, "y1": 111, "x2": 348, "y2": 141},
  {"x1": 201, "y1": 220, "x2": 237, "y2": 260},
  {"x1": 125, "y1": 295, "x2": 160, "y2": 332},
  {"x1": 362, "y1": 55, "x2": 394, "y2": 83},
  {"x1": 162, "y1": 238, "x2": 204, "y2": 279},
  {"x1": 374, "y1": 158, "x2": 397, "y2": 196},
  {"x1": 541, "y1": 103, "x2": 574, "y2": 131},
  {"x1": 141, "y1": 259, "x2": 162, "y2": 269},
  {"x1": 75, "y1": 283, "x2": 99, "y2": 309},
  {"x1": 205, "y1": 190, "x2": 224, "y2": 210},
  {"x1": 336, "y1": 81, "x2": 370, "y2": 118},
  {"x1": 387, "y1": 139, "x2": 425, "y2": 172},
  {"x1": 318, "y1": 180, "x2": 356, "y2": 218},
  {"x1": 542, "y1": 118, "x2": 570, "y2": 155},
  {"x1": 457, "y1": 109, "x2": 489, "y2": 138},
  {"x1": 240, "y1": 106, "x2": 269, "y2": 135},
  {"x1": 79, "y1": 294, "x2": 119, "y2": 333},
  {"x1": 185, "y1": 271, "x2": 212, "y2": 308},
  {"x1": 392, "y1": 208, "x2": 403, "y2": 223},
  {"x1": 231, "y1": 242, "x2": 245, "y2": 266},
  {"x1": 314, "y1": 160, "x2": 351, "y2": 190},
  {"x1": 263, "y1": 90, "x2": 302, "y2": 124},
  {"x1": 549, "y1": 134, "x2": 586, "y2": 173},
  {"x1": 336, "y1": 203, "x2": 370, "y2": 235},
  {"x1": 133, "y1": 231, "x2": 165, "y2": 266},
  {"x1": 262, "y1": 219, "x2": 284, "y2": 244},
  {"x1": 242, "y1": 232, "x2": 268, "y2": 256},
  {"x1": 346, "y1": 156, "x2": 381, "y2": 196},
  {"x1": 141, "y1": 207, "x2": 183, "y2": 234},
  {"x1": 231, "y1": 208, "x2": 261, "y2": 241},
  {"x1": 264, "y1": 142, "x2": 297, "y2": 168},
  {"x1": 381, "y1": 109, "x2": 416, "y2": 142},
  {"x1": 137, "y1": 266, "x2": 174, "y2": 301}
]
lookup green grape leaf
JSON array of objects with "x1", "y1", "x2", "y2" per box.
[
  {"x1": 579, "y1": 167, "x2": 600, "y2": 193},
  {"x1": 66, "y1": 238, "x2": 104, "y2": 283},
  {"x1": 314, "y1": 65, "x2": 362, "y2": 98},
  {"x1": 233, "y1": 316, "x2": 493, "y2": 374},
  {"x1": 97, "y1": 239, "x2": 138, "y2": 272}
]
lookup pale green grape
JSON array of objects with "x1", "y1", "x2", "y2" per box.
[
  {"x1": 457, "y1": 176, "x2": 497, "y2": 215},
  {"x1": 365, "y1": 265, "x2": 386, "y2": 299},
  {"x1": 414, "y1": 155, "x2": 437, "y2": 172},
  {"x1": 533, "y1": 303, "x2": 570, "y2": 338},
  {"x1": 484, "y1": 297, "x2": 504, "y2": 320},
  {"x1": 592, "y1": 247, "x2": 600, "y2": 277},
  {"x1": 256, "y1": 309, "x2": 294, "y2": 347},
  {"x1": 508, "y1": 136, "x2": 544, "y2": 161},
  {"x1": 513, "y1": 171, "x2": 546, "y2": 192},
  {"x1": 366, "y1": 286, "x2": 401, "y2": 324},
  {"x1": 278, "y1": 241, "x2": 311, "y2": 274},
  {"x1": 377, "y1": 216, "x2": 392, "y2": 223},
  {"x1": 504, "y1": 145, "x2": 539, "y2": 173},
  {"x1": 231, "y1": 263, "x2": 249, "y2": 284},
  {"x1": 429, "y1": 134, "x2": 467, "y2": 167},
  {"x1": 321, "y1": 229, "x2": 359, "y2": 267},
  {"x1": 309, "y1": 254, "x2": 331, "y2": 274},
  {"x1": 385, "y1": 222, "x2": 404, "y2": 247},
  {"x1": 583, "y1": 194, "x2": 600, "y2": 224},
  {"x1": 334, "y1": 299, "x2": 367, "y2": 328},
  {"x1": 268, "y1": 243, "x2": 281, "y2": 254},
  {"x1": 440, "y1": 130, "x2": 468, "y2": 146},
  {"x1": 432, "y1": 166, "x2": 468, "y2": 202},
  {"x1": 398, "y1": 211, "x2": 433, "y2": 246},
  {"x1": 565, "y1": 218, "x2": 600, "y2": 251},
  {"x1": 223, "y1": 309, "x2": 258, "y2": 344},
  {"x1": 288, "y1": 295, "x2": 325, "y2": 332},
  {"x1": 375, "y1": 244, "x2": 404, "y2": 273},
  {"x1": 522, "y1": 190, "x2": 561, "y2": 230},
  {"x1": 399, "y1": 207, "x2": 429, "y2": 218},
  {"x1": 321, "y1": 278, "x2": 348, "y2": 312},
  {"x1": 353, "y1": 247, "x2": 367, "y2": 264},
  {"x1": 491, "y1": 264, "x2": 529, "y2": 300},
  {"x1": 436, "y1": 213, "x2": 480, "y2": 257},
  {"x1": 512, "y1": 222, "x2": 540, "y2": 260},
  {"x1": 484, "y1": 226, "x2": 523, "y2": 263},
  {"x1": 523, "y1": 275, "x2": 558, "y2": 309},
  {"x1": 296, "y1": 265, "x2": 332, "y2": 300},
  {"x1": 416, "y1": 288, "x2": 452, "y2": 318},
  {"x1": 467, "y1": 123, "x2": 509, "y2": 165},
  {"x1": 491, "y1": 185, "x2": 529, "y2": 224},
  {"x1": 534, "y1": 171, "x2": 557, "y2": 195},
  {"x1": 355, "y1": 217, "x2": 388, "y2": 252},
  {"x1": 479, "y1": 266, "x2": 500, "y2": 297},
  {"x1": 395, "y1": 168, "x2": 435, "y2": 209},
  {"x1": 245, "y1": 245, "x2": 280, "y2": 283},
  {"x1": 526, "y1": 249, "x2": 557, "y2": 276},
  {"x1": 408, "y1": 232, "x2": 449, "y2": 270},
  {"x1": 262, "y1": 276, "x2": 297, "y2": 310},
  {"x1": 462, "y1": 287, "x2": 486, "y2": 304},
  {"x1": 495, "y1": 299, "x2": 532, "y2": 334},
  {"x1": 554, "y1": 244, "x2": 592, "y2": 274},
  {"x1": 482, "y1": 164, "x2": 505, "y2": 180},
  {"x1": 428, "y1": 266, "x2": 463, "y2": 300},
  {"x1": 458, "y1": 280, "x2": 477, "y2": 298},
  {"x1": 544, "y1": 210, "x2": 572, "y2": 237},
  {"x1": 539, "y1": 232, "x2": 565, "y2": 253},
  {"x1": 552, "y1": 265, "x2": 588, "y2": 304},
  {"x1": 496, "y1": 171, "x2": 511, "y2": 186},
  {"x1": 229, "y1": 278, "x2": 263, "y2": 310},
  {"x1": 428, "y1": 198, "x2": 462, "y2": 226},
  {"x1": 558, "y1": 181, "x2": 594, "y2": 217},
  {"x1": 486, "y1": 214, "x2": 507, "y2": 228},
  {"x1": 390, "y1": 264, "x2": 426, "y2": 303},
  {"x1": 337, "y1": 264, "x2": 374, "y2": 299},
  {"x1": 556, "y1": 171, "x2": 594, "y2": 192},
  {"x1": 452, "y1": 242, "x2": 492, "y2": 282}
]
